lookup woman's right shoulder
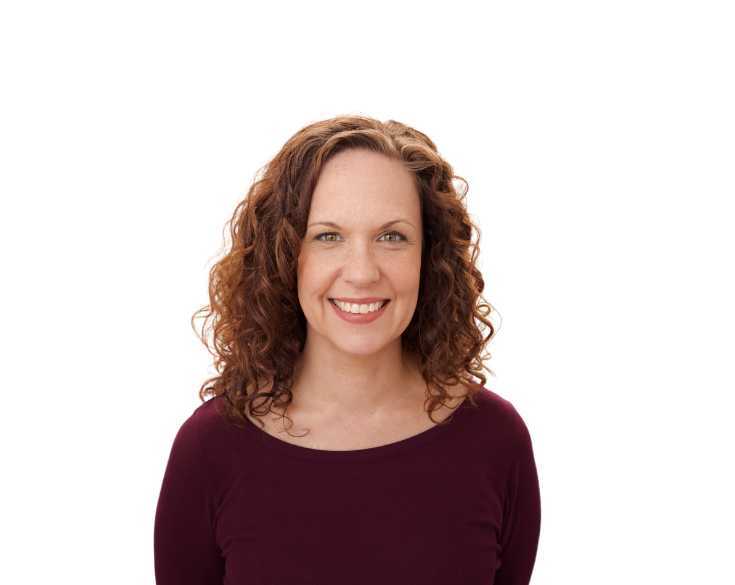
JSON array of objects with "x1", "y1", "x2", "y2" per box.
[
  {"x1": 184, "y1": 394, "x2": 240, "y2": 440},
  {"x1": 168, "y1": 396, "x2": 227, "y2": 453},
  {"x1": 171, "y1": 394, "x2": 258, "y2": 480}
]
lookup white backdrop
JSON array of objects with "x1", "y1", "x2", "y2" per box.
[{"x1": 1, "y1": 1, "x2": 733, "y2": 583}]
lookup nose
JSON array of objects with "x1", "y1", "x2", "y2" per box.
[{"x1": 341, "y1": 242, "x2": 380, "y2": 285}]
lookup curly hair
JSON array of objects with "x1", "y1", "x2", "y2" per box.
[{"x1": 191, "y1": 114, "x2": 499, "y2": 436}]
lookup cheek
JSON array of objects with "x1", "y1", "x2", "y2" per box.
[
  {"x1": 297, "y1": 256, "x2": 331, "y2": 296},
  {"x1": 391, "y1": 252, "x2": 421, "y2": 280}
]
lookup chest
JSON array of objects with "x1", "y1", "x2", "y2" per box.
[{"x1": 214, "y1": 452, "x2": 506, "y2": 585}]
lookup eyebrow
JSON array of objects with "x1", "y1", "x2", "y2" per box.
[{"x1": 307, "y1": 219, "x2": 415, "y2": 230}]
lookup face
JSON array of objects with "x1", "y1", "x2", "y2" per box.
[{"x1": 297, "y1": 148, "x2": 423, "y2": 357}]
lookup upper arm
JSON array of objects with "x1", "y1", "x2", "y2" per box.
[
  {"x1": 494, "y1": 412, "x2": 542, "y2": 585},
  {"x1": 154, "y1": 415, "x2": 224, "y2": 584}
]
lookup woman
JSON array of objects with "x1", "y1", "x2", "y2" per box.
[{"x1": 154, "y1": 115, "x2": 541, "y2": 584}]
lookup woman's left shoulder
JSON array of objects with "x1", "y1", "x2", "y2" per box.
[{"x1": 461, "y1": 385, "x2": 534, "y2": 446}]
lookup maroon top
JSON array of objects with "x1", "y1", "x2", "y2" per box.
[{"x1": 154, "y1": 387, "x2": 541, "y2": 585}]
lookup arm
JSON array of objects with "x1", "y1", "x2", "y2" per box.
[
  {"x1": 494, "y1": 421, "x2": 542, "y2": 585},
  {"x1": 153, "y1": 415, "x2": 224, "y2": 584}
]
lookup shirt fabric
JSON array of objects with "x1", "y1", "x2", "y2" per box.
[{"x1": 154, "y1": 386, "x2": 541, "y2": 585}]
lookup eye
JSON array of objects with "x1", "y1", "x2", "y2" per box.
[
  {"x1": 379, "y1": 231, "x2": 408, "y2": 242},
  {"x1": 314, "y1": 231, "x2": 408, "y2": 243},
  {"x1": 314, "y1": 232, "x2": 340, "y2": 242}
]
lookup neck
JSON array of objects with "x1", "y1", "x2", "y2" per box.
[{"x1": 288, "y1": 342, "x2": 424, "y2": 418}]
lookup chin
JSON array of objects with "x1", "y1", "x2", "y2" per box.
[{"x1": 330, "y1": 338, "x2": 392, "y2": 356}]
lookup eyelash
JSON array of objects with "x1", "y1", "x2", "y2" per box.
[{"x1": 314, "y1": 230, "x2": 408, "y2": 243}]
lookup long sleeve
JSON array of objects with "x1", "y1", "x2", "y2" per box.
[
  {"x1": 154, "y1": 415, "x2": 224, "y2": 585},
  {"x1": 494, "y1": 419, "x2": 542, "y2": 585}
]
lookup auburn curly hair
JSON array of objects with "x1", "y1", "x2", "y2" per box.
[{"x1": 191, "y1": 114, "x2": 499, "y2": 434}]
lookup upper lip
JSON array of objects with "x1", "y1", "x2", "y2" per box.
[{"x1": 329, "y1": 297, "x2": 389, "y2": 303}]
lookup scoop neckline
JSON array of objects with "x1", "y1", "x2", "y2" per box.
[{"x1": 239, "y1": 394, "x2": 472, "y2": 462}]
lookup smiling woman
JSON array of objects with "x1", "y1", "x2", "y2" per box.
[{"x1": 154, "y1": 114, "x2": 541, "y2": 585}]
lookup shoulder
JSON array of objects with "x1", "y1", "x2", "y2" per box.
[
  {"x1": 175, "y1": 394, "x2": 227, "y2": 437},
  {"x1": 464, "y1": 386, "x2": 535, "y2": 455},
  {"x1": 168, "y1": 395, "x2": 234, "y2": 467},
  {"x1": 164, "y1": 395, "x2": 248, "y2": 494}
]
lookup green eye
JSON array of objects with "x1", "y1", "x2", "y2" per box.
[
  {"x1": 315, "y1": 232, "x2": 340, "y2": 242},
  {"x1": 381, "y1": 231, "x2": 407, "y2": 242},
  {"x1": 314, "y1": 231, "x2": 407, "y2": 242}
]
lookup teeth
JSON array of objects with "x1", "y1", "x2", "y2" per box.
[{"x1": 332, "y1": 300, "x2": 387, "y2": 314}]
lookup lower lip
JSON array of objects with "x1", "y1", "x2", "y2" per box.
[{"x1": 329, "y1": 299, "x2": 390, "y2": 324}]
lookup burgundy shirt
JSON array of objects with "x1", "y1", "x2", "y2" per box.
[{"x1": 154, "y1": 387, "x2": 541, "y2": 584}]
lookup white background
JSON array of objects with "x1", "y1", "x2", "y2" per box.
[{"x1": 1, "y1": 1, "x2": 733, "y2": 583}]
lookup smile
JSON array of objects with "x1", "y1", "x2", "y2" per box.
[{"x1": 328, "y1": 298, "x2": 390, "y2": 324}]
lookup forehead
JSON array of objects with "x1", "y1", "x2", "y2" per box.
[{"x1": 309, "y1": 149, "x2": 420, "y2": 220}]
